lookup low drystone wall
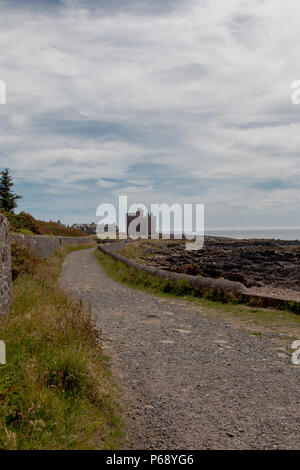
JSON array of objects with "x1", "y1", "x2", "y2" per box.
[
  {"x1": 98, "y1": 241, "x2": 247, "y2": 297},
  {"x1": 98, "y1": 241, "x2": 300, "y2": 312},
  {"x1": 12, "y1": 233, "x2": 94, "y2": 258},
  {"x1": 0, "y1": 215, "x2": 12, "y2": 317}
]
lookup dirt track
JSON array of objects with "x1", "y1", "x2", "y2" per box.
[{"x1": 60, "y1": 248, "x2": 300, "y2": 449}]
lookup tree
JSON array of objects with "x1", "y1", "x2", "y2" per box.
[{"x1": 0, "y1": 168, "x2": 22, "y2": 213}]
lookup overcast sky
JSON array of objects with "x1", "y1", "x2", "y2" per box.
[{"x1": 0, "y1": 0, "x2": 300, "y2": 228}]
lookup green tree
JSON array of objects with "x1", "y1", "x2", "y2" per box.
[{"x1": 0, "y1": 168, "x2": 22, "y2": 213}]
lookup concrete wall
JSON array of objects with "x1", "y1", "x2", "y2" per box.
[
  {"x1": 12, "y1": 233, "x2": 94, "y2": 258},
  {"x1": 0, "y1": 215, "x2": 12, "y2": 317}
]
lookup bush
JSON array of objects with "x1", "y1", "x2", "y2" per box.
[
  {"x1": 1, "y1": 210, "x2": 87, "y2": 237},
  {"x1": 3, "y1": 211, "x2": 43, "y2": 234},
  {"x1": 37, "y1": 221, "x2": 88, "y2": 237},
  {"x1": 11, "y1": 242, "x2": 41, "y2": 281}
]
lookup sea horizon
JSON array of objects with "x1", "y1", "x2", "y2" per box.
[{"x1": 205, "y1": 228, "x2": 300, "y2": 241}]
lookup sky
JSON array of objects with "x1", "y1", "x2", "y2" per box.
[{"x1": 0, "y1": 0, "x2": 300, "y2": 229}]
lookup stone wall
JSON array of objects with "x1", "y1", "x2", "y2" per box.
[
  {"x1": 0, "y1": 215, "x2": 12, "y2": 317},
  {"x1": 98, "y1": 241, "x2": 247, "y2": 297},
  {"x1": 98, "y1": 241, "x2": 300, "y2": 312},
  {"x1": 12, "y1": 233, "x2": 94, "y2": 258}
]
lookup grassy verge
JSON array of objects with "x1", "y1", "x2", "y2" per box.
[
  {"x1": 94, "y1": 249, "x2": 300, "y2": 340},
  {"x1": 0, "y1": 245, "x2": 123, "y2": 450}
]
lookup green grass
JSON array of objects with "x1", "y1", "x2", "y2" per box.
[
  {"x1": 0, "y1": 244, "x2": 124, "y2": 450},
  {"x1": 16, "y1": 228, "x2": 35, "y2": 236},
  {"x1": 94, "y1": 249, "x2": 300, "y2": 340}
]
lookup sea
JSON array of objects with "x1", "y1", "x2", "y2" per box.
[{"x1": 205, "y1": 228, "x2": 300, "y2": 241}]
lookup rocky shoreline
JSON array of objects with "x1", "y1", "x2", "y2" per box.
[{"x1": 120, "y1": 237, "x2": 300, "y2": 302}]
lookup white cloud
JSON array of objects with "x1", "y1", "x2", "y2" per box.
[{"x1": 0, "y1": 0, "x2": 300, "y2": 226}]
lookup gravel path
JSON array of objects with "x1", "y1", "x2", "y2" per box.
[{"x1": 60, "y1": 248, "x2": 300, "y2": 450}]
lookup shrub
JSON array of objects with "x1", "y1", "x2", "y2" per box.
[
  {"x1": 11, "y1": 241, "x2": 41, "y2": 280},
  {"x1": 1, "y1": 210, "x2": 87, "y2": 237},
  {"x1": 2, "y1": 211, "x2": 43, "y2": 234}
]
